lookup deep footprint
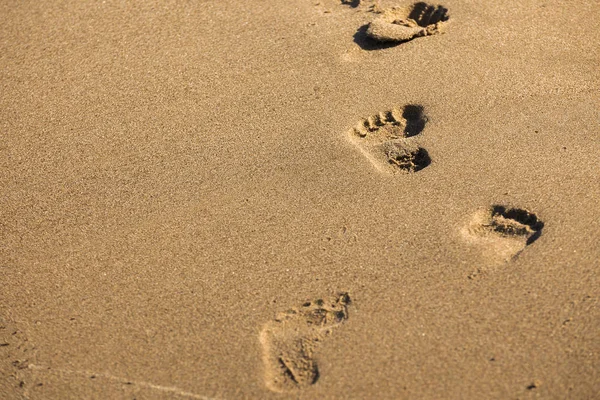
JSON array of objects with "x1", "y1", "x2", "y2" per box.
[
  {"x1": 348, "y1": 105, "x2": 430, "y2": 174},
  {"x1": 462, "y1": 205, "x2": 544, "y2": 263},
  {"x1": 260, "y1": 293, "x2": 351, "y2": 392},
  {"x1": 366, "y1": 2, "x2": 450, "y2": 43}
]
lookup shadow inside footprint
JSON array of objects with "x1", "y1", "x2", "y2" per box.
[
  {"x1": 387, "y1": 145, "x2": 431, "y2": 172},
  {"x1": 490, "y1": 205, "x2": 544, "y2": 245},
  {"x1": 408, "y1": 2, "x2": 450, "y2": 27},
  {"x1": 341, "y1": 0, "x2": 361, "y2": 8},
  {"x1": 403, "y1": 104, "x2": 428, "y2": 137},
  {"x1": 354, "y1": 24, "x2": 402, "y2": 51}
]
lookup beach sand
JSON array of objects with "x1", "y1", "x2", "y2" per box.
[{"x1": 1, "y1": 0, "x2": 599, "y2": 398}]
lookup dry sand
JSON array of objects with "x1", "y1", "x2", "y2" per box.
[{"x1": 1, "y1": 0, "x2": 599, "y2": 398}]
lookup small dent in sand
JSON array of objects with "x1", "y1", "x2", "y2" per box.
[{"x1": 527, "y1": 380, "x2": 542, "y2": 390}]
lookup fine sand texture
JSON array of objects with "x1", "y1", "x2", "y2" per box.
[{"x1": 1, "y1": 0, "x2": 599, "y2": 399}]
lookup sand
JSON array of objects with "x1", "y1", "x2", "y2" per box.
[{"x1": 1, "y1": 0, "x2": 599, "y2": 399}]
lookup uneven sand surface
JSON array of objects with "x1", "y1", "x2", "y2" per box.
[{"x1": 1, "y1": 0, "x2": 599, "y2": 399}]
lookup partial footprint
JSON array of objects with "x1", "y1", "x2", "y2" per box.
[
  {"x1": 462, "y1": 205, "x2": 544, "y2": 263},
  {"x1": 260, "y1": 293, "x2": 351, "y2": 392},
  {"x1": 366, "y1": 2, "x2": 450, "y2": 43},
  {"x1": 0, "y1": 319, "x2": 36, "y2": 396},
  {"x1": 348, "y1": 105, "x2": 431, "y2": 174}
]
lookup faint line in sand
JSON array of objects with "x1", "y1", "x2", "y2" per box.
[{"x1": 28, "y1": 364, "x2": 218, "y2": 400}]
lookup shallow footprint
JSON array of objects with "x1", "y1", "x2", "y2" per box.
[
  {"x1": 260, "y1": 293, "x2": 351, "y2": 392},
  {"x1": 348, "y1": 105, "x2": 431, "y2": 174},
  {"x1": 462, "y1": 205, "x2": 544, "y2": 263},
  {"x1": 0, "y1": 319, "x2": 35, "y2": 396},
  {"x1": 367, "y1": 2, "x2": 450, "y2": 43}
]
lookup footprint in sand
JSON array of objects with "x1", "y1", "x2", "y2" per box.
[
  {"x1": 462, "y1": 205, "x2": 544, "y2": 263},
  {"x1": 348, "y1": 105, "x2": 431, "y2": 174},
  {"x1": 366, "y1": 2, "x2": 450, "y2": 43},
  {"x1": 260, "y1": 293, "x2": 351, "y2": 392}
]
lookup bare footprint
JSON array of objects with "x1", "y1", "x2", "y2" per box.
[
  {"x1": 366, "y1": 2, "x2": 449, "y2": 43},
  {"x1": 348, "y1": 105, "x2": 431, "y2": 174},
  {"x1": 260, "y1": 293, "x2": 351, "y2": 392},
  {"x1": 462, "y1": 205, "x2": 544, "y2": 263}
]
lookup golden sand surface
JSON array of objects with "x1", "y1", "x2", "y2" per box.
[{"x1": 1, "y1": 0, "x2": 599, "y2": 398}]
